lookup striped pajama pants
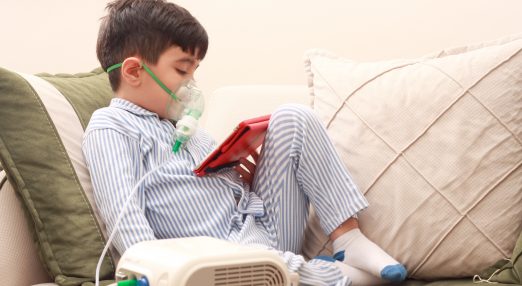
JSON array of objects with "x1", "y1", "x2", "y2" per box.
[{"x1": 245, "y1": 104, "x2": 368, "y2": 285}]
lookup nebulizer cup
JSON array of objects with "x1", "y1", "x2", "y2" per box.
[{"x1": 167, "y1": 80, "x2": 205, "y2": 153}]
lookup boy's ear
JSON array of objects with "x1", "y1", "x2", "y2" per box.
[{"x1": 121, "y1": 57, "x2": 143, "y2": 87}]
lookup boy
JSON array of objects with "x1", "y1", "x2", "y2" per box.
[{"x1": 83, "y1": 0, "x2": 407, "y2": 285}]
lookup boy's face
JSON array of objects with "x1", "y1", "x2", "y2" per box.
[{"x1": 135, "y1": 46, "x2": 200, "y2": 119}]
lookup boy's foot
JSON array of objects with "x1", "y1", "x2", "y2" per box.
[
  {"x1": 332, "y1": 228, "x2": 407, "y2": 282},
  {"x1": 334, "y1": 261, "x2": 389, "y2": 285}
]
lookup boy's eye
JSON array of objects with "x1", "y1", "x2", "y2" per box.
[{"x1": 176, "y1": 68, "x2": 188, "y2": 76}]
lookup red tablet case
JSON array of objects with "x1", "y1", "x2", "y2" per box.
[{"x1": 194, "y1": 114, "x2": 271, "y2": 176}]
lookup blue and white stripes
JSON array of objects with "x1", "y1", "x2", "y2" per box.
[{"x1": 83, "y1": 98, "x2": 368, "y2": 286}]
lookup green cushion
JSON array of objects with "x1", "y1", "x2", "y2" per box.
[
  {"x1": 0, "y1": 67, "x2": 114, "y2": 285},
  {"x1": 478, "y1": 228, "x2": 522, "y2": 284}
]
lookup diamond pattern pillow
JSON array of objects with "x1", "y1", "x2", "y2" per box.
[{"x1": 303, "y1": 35, "x2": 522, "y2": 279}]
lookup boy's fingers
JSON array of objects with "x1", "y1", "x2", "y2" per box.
[
  {"x1": 234, "y1": 165, "x2": 253, "y2": 185},
  {"x1": 250, "y1": 150, "x2": 260, "y2": 163},
  {"x1": 239, "y1": 157, "x2": 256, "y2": 174}
]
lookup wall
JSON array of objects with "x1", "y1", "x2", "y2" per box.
[{"x1": 1, "y1": 0, "x2": 521, "y2": 94}]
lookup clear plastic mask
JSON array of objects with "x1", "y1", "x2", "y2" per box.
[{"x1": 166, "y1": 79, "x2": 203, "y2": 121}]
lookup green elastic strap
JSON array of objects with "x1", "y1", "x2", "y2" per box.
[
  {"x1": 106, "y1": 62, "x2": 180, "y2": 102},
  {"x1": 106, "y1": 63, "x2": 122, "y2": 73},
  {"x1": 141, "y1": 63, "x2": 179, "y2": 101}
]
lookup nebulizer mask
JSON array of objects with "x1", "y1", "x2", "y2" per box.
[{"x1": 106, "y1": 61, "x2": 204, "y2": 153}]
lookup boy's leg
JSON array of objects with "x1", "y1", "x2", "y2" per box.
[
  {"x1": 252, "y1": 104, "x2": 406, "y2": 282},
  {"x1": 253, "y1": 104, "x2": 367, "y2": 251}
]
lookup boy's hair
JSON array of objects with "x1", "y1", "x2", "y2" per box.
[{"x1": 97, "y1": 0, "x2": 208, "y2": 91}]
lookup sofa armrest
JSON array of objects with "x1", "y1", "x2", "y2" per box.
[
  {"x1": 0, "y1": 169, "x2": 52, "y2": 285},
  {"x1": 202, "y1": 85, "x2": 310, "y2": 142}
]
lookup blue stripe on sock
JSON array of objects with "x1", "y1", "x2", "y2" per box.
[
  {"x1": 380, "y1": 264, "x2": 407, "y2": 282},
  {"x1": 333, "y1": 250, "x2": 345, "y2": 262}
]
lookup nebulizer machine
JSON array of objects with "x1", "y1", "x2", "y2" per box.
[
  {"x1": 101, "y1": 63, "x2": 294, "y2": 286},
  {"x1": 106, "y1": 61, "x2": 204, "y2": 153}
]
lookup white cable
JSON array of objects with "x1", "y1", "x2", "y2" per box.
[{"x1": 95, "y1": 163, "x2": 166, "y2": 286}]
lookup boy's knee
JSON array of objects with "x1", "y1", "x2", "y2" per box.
[{"x1": 271, "y1": 104, "x2": 317, "y2": 125}]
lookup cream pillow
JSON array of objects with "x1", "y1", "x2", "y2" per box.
[{"x1": 302, "y1": 35, "x2": 522, "y2": 279}]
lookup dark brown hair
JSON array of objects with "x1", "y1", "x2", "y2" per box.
[{"x1": 97, "y1": 0, "x2": 208, "y2": 91}]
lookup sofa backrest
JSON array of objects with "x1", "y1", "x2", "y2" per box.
[{"x1": 203, "y1": 85, "x2": 310, "y2": 142}]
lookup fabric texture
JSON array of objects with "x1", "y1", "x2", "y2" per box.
[
  {"x1": 0, "y1": 67, "x2": 115, "y2": 285},
  {"x1": 0, "y1": 169, "x2": 52, "y2": 285},
  {"x1": 303, "y1": 35, "x2": 522, "y2": 279}
]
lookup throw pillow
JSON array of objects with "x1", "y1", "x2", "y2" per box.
[
  {"x1": 0, "y1": 67, "x2": 115, "y2": 285},
  {"x1": 302, "y1": 35, "x2": 522, "y2": 279}
]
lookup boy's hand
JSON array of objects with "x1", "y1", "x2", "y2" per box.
[{"x1": 234, "y1": 150, "x2": 259, "y2": 185}]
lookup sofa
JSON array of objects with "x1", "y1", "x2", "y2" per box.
[{"x1": 1, "y1": 35, "x2": 521, "y2": 286}]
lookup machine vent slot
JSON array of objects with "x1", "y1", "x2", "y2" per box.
[{"x1": 214, "y1": 263, "x2": 286, "y2": 286}]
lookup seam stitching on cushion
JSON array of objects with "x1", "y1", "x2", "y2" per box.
[
  {"x1": 62, "y1": 92, "x2": 88, "y2": 128},
  {"x1": 361, "y1": 151, "x2": 400, "y2": 195},
  {"x1": 405, "y1": 158, "x2": 518, "y2": 275},
  {"x1": 340, "y1": 104, "x2": 454, "y2": 201},
  {"x1": 401, "y1": 157, "x2": 471, "y2": 275},
  {"x1": 463, "y1": 162, "x2": 521, "y2": 258},
  {"x1": 14, "y1": 72, "x2": 64, "y2": 275},
  {"x1": 324, "y1": 61, "x2": 419, "y2": 129},
  {"x1": 471, "y1": 93, "x2": 522, "y2": 146},
  {"x1": 407, "y1": 48, "x2": 522, "y2": 275},
  {"x1": 0, "y1": 170, "x2": 6, "y2": 190},
  {"x1": 420, "y1": 46, "x2": 522, "y2": 146},
  {"x1": 0, "y1": 135, "x2": 55, "y2": 277},
  {"x1": 402, "y1": 154, "x2": 461, "y2": 210},
  {"x1": 411, "y1": 215, "x2": 466, "y2": 276},
  {"x1": 30, "y1": 74, "x2": 116, "y2": 271},
  {"x1": 309, "y1": 65, "x2": 344, "y2": 103}
]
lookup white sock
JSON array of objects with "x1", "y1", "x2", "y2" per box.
[
  {"x1": 334, "y1": 261, "x2": 387, "y2": 286},
  {"x1": 332, "y1": 228, "x2": 407, "y2": 282}
]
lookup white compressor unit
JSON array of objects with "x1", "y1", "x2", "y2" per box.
[{"x1": 114, "y1": 236, "x2": 299, "y2": 286}]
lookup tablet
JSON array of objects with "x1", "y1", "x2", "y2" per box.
[{"x1": 194, "y1": 114, "x2": 271, "y2": 176}]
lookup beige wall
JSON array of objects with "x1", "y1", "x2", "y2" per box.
[{"x1": 1, "y1": 0, "x2": 521, "y2": 94}]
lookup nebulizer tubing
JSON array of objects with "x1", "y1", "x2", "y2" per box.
[{"x1": 94, "y1": 161, "x2": 168, "y2": 286}]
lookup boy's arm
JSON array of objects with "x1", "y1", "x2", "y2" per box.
[{"x1": 83, "y1": 128, "x2": 156, "y2": 254}]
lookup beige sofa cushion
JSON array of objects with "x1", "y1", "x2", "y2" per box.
[
  {"x1": 0, "y1": 170, "x2": 51, "y2": 285},
  {"x1": 303, "y1": 35, "x2": 522, "y2": 279},
  {"x1": 204, "y1": 85, "x2": 311, "y2": 142}
]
